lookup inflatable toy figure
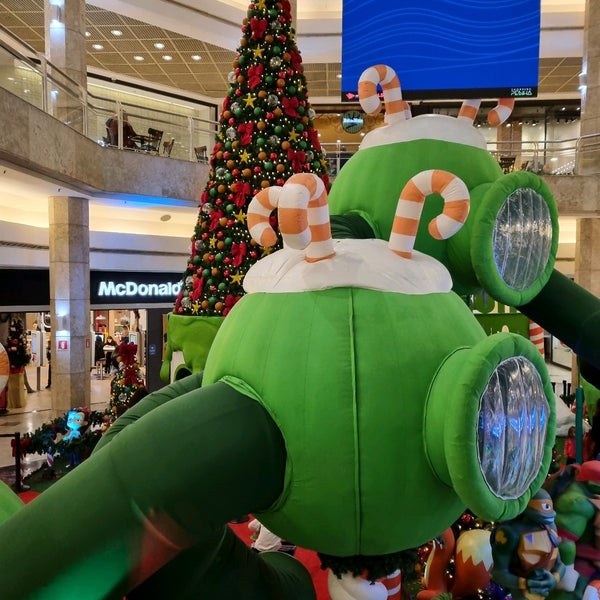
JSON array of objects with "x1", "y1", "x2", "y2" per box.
[
  {"x1": 544, "y1": 462, "x2": 600, "y2": 600},
  {"x1": 328, "y1": 65, "x2": 600, "y2": 390},
  {"x1": 54, "y1": 407, "x2": 91, "y2": 468},
  {"x1": 0, "y1": 167, "x2": 556, "y2": 599},
  {"x1": 417, "y1": 526, "x2": 493, "y2": 600},
  {"x1": 491, "y1": 489, "x2": 566, "y2": 600}
]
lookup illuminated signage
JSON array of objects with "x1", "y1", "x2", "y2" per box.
[{"x1": 97, "y1": 280, "x2": 182, "y2": 298}]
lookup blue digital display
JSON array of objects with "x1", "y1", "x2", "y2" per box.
[{"x1": 341, "y1": 0, "x2": 540, "y2": 101}]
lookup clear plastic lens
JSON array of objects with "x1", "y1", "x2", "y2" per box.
[
  {"x1": 492, "y1": 188, "x2": 552, "y2": 290},
  {"x1": 477, "y1": 356, "x2": 548, "y2": 499}
]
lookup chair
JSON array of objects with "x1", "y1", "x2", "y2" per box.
[
  {"x1": 141, "y1": 128, "x2": 163, "y2": 153},
  {"x1": 498, "y1": 156, "x2": 516, "y2": 173},
  {"x1": 163, "y1": 138, "x2": 175, "y2": 157},
  {"x1": 194, "y1": 145, "x2": 208, "y2": 162}
]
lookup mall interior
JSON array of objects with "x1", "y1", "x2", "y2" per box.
[{"x1": 0, "y1": 0, "x2": 598, "y2": 598}]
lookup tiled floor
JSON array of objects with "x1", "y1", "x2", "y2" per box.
[
  {"x1": 0, "y1": 360, "x2": 574, "y2": 473},
  {"x1": 0, "y1": 365, "x2": 113, "y2": 470}
]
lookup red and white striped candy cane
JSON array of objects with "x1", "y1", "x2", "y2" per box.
[
  {"x1": 247, "y1": 185, "x2": 282, "y2": 247},
  {"x1": 529, "y1": 320, "x2": 545, "y2": 356},
  {"x1": 358, "y1": 64, "x2": 411, "y2": 124},
  {"x1": 247, "y1": 174, "x2": 335, "y2": 263},
  {"x1": 389, "y1": 170, "x2": 470, "y2": 259},
  {"x1": 457, "y1": 98, "x2": 515, "y2": 126},
  {"x1": 381, "y1": 569, "x2": 402, "y2": 599}
]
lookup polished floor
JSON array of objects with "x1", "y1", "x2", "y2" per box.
[
  {"x1": 0, "y1": 361, "x2": 574, "y2": 473},
  {"x1": 0, "y1": 364, "x2": 112, "y2": 471}
]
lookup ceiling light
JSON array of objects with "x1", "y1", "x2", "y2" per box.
[
  {"x1": 85, "y1": 31, "x2": 91, "y2": 37},
  {"x1": 154, "y1": 42, "x2": 165, "y2": 49},
  {"x1": 133, "y1": 55, "x2": 144, "y2": 61},
  {"x1": 111, "y1": 30, "x2": 123, "y2": 36},
  {"x1": 162, "y1": 55, "x2": 173, "y2": 61},
  {"x1": 92, "y1": 44, "x2": 103, "y2": 50},
  {"x1": 336, "y1": 74, "x2": 342, "y2": 79},
  {"x1": 191, "y1": 54, "x2": 201, "y2": 61}
]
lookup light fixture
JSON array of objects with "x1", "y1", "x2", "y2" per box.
[
  {"x1": 191, "y1": 54, "x2": 201, "y2": 61},
  {"x1": 92, "y1": 44, "x2": 103, "y2": 50},
  {"x1": 133, "y1": 55, "x2": 144, "y2": 61},
  {"x1": 162, "y1": 55, "x2": 173, "y2": 61},
  {"x1": 154, "y1": 42, "x2": 165, "y2": 49},
  {"x1": 111, "y1": 29, "x2": 123, "y2": 36},
  {"x1": 85, "y1": 31, "x2": 91, "y2": 37}
]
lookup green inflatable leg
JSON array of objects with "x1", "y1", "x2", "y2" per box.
[{"x1": 0, "y1": 377, "x2": 315, "y2": 599}]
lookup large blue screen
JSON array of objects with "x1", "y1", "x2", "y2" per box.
[{"x1": 341, "y1": 0, "x2": 540, "y2": 101}]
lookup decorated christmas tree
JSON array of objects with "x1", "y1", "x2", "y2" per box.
[
  {"x1": 5, "y1": 317, "x2": 31, "y2": 371},
  {"x1": 162, "y1": 0, "x2": 329, "y2": 380},
  {"x1": 109, "y1": 342, "x2": 147, "y2": 418}
]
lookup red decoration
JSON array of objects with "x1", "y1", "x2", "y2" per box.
[
  {"x1": 282, "y1": 96, "x2": 300, "y2": 117},
  {"x1": 238, "y1": 122, "x2": 254, "y2": 146},
  {"x1": 231, "y1": 242, "x2": 248, "y2": 267},
  {"x1": 209, "y1": 209, "x2": 224, "y2": 231},
  {"x1": 248, "y1": 64, "x2": 264, "y2": 89},
  {"x1": 233, "y1": 181, "x2": 252, "y2": 208},
  {"x1": 250, "y1": 17, "x2": 267, "y2": 39},
  {"x1": 288, "y1": 148, "x2": 307, "y2": 172}
]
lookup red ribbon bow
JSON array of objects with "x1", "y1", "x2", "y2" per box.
[
  {"x1": 231, "y1": 242, "x2": 247, "y2": 267},
  {"x1": 209, "y1": 209, "x2": 224, "y2": 231},
  {"x1": 119, "y1": 342, "x2": 138, "y2": 366},
  {"x1": 289, "y1": 50, "x2": 302, "y2": 72},
  {"x1": 190, "y1": 276, "x2": 204, "y2": 301},
  {"x1": 288, "y1": 148, "x2": 307, "y2": 172},
  {"x1": 248, "y1": 64, "x2": 264, "y2": 90},
  {"x1": 308, "y1": 128, "x2": 321, "y2": 151},
  {"x1": 282, "y1": 96, "x2": 300, "y2": 118},
  {"x1": 250, "y1": 17, "x2": 267, "y2": 40},
  {"x1": 234, "y1": 182, "x2": 251, "y2": 208},
  {"x1": 223, "y1": 294, "x2": 242, "y2": 316},
  {"x1": 238, "y1": 122, "x2": 254, "y2": 146}
]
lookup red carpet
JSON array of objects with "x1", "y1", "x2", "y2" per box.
[
  {"x1": 228, "y1": 518, "x2": 331, "y2": 600},
  {"x1": 18, "y1": 490, "x2": 41, "y2": 504}
]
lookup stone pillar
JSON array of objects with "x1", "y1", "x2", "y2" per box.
[
  {"x1": 48, "y1": 196, "x2": 91, "y2": 416},
  {"x1": 44, "y1": 0, "x2": 87, "y2": 131},
  {"x1": 572, "y1": 0, "x2": 600, "y2": 387},
  {"x1": 577, "y1": 0, "x2": 600, "y2": 174}
]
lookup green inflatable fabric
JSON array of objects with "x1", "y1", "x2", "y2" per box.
[{"x1": 0, "y1": 374, "x2": 315, "y2": 600}]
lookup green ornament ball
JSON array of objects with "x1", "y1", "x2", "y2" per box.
[
  {"x1": 226, "y1": 204, "x2": 235, "y2": 213},
  {"x1": 202, "y1": 269, "x2": 210, "y2": 278},
  {"x1": 287, "y1": 86, "x2": 296, "y2": 95},
  {"x1": 254, "y1": 107, "x2": 262, "y2": 117},
  {"x1": 272, "y1": 46, "x2": 282, "y2": 55},
  {"x1": 264, "y1": 161, "x2": 274, "y2": 170},
  {"x1": 218, "y1": 282, "x2": 227, "y2": 291}
]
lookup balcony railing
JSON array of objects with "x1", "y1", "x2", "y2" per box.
[{"x1": 0, "y1": 24, "x2": 218, "y2": 163}]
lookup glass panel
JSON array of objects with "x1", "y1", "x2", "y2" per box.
[
  {"x1": 477, "y1": 356, "x2": 548, "y2": 499},
  {"x1": 492, "y1": 188, "x2": 553, "y2": 290}
]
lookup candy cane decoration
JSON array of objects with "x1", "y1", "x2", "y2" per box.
[
  {"x1": 529, "y1": 320, "x2": 545, "y2": 356},
  {"x1": 247, "y1": 174, "x2": 335, "y2": 263},
  {"x1": 457, "y1": 98, "x2": 515, "y2": 126},
  {"x1": 389, "y1": 170, "x2": 470, "y2": 259},
  {"x1": 358, "y1": 65, "x2": 411, "y2": 124},
  {"x1": 247, "y1": 185, "x2": 282, "y2": 247}
]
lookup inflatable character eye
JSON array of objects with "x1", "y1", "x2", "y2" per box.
[
  {"x1": 424, "y1": 332, "x2": 555, "y2": 522},
  {"x1": 462, "y1": 171, "x2": 559, "y2": 307}
]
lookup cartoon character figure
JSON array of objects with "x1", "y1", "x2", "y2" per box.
[
  {"x1": 491, "y1": 489, "x2": 567, "y2": 600},
  {"x1": 0, "y1": 167, "x2": 557, "y2": 599},
  {"x1": 54, "y1": 408, "x2": 90, "y2": 468},
  {"x1": 544, "y1": 462, "x2": 600, "y2": 600}
]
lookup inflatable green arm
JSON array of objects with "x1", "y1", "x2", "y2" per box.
[{"x1": 0, "y1": 381, "x2": 315, "y2": 599}]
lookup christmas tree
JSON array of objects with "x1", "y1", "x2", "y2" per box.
[
  {"x1": 109, "y1": 342, "x2": 147, "y2": 419},
  {"x1": 5, "y1": 317, "x2": 31, "y2": 370},
  {"x1": 163, "y1": 0, "x2": 329, "y2": 379}
]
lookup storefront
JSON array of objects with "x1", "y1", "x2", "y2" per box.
[{"x1": 0, "y1": 269, "x2": 181, "y2": 392}]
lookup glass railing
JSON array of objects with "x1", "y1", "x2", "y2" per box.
[
  {"x1": 324, "y1": 134, "x2": 600, "y2": 178},
  {"x1": 0, "y1": 24, "x2": 218, "y2": 162}
]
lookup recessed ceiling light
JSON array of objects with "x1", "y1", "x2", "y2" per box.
[
  {"x1": 92, "y1": 44, "x2": 103, "y2": 50},
  {"x1": 154, "y1": 42, "x2": 165, "y2": 49},
  {"x1": 111, "y1": 29, "x2": 123, "y2": 36},
  {"x1": 336, "y1": 73, "x2": 342, "y2": 79},
  {"x1": 191, "y1": 54, "x2": 201, "y2": 61},
  {"x1": 133, "y1": 55, "x2": 144, "y2": 61},
  {"x1": 85, "y1": 31, "x2": 91, "y2": 37},
  {"x1": 162, "y1": 55, "x2": 173, "y2": 61}
]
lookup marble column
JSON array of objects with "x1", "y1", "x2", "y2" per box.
[
  {"x1": 43, "y1": 0, "x2": 87, "y2": 130},
  {"x1": 572, "y1": 0, "x2": 600, "y2": 386},
  {"x1": 48, "y1": 196, "x2": 91, "y2": 416}
]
